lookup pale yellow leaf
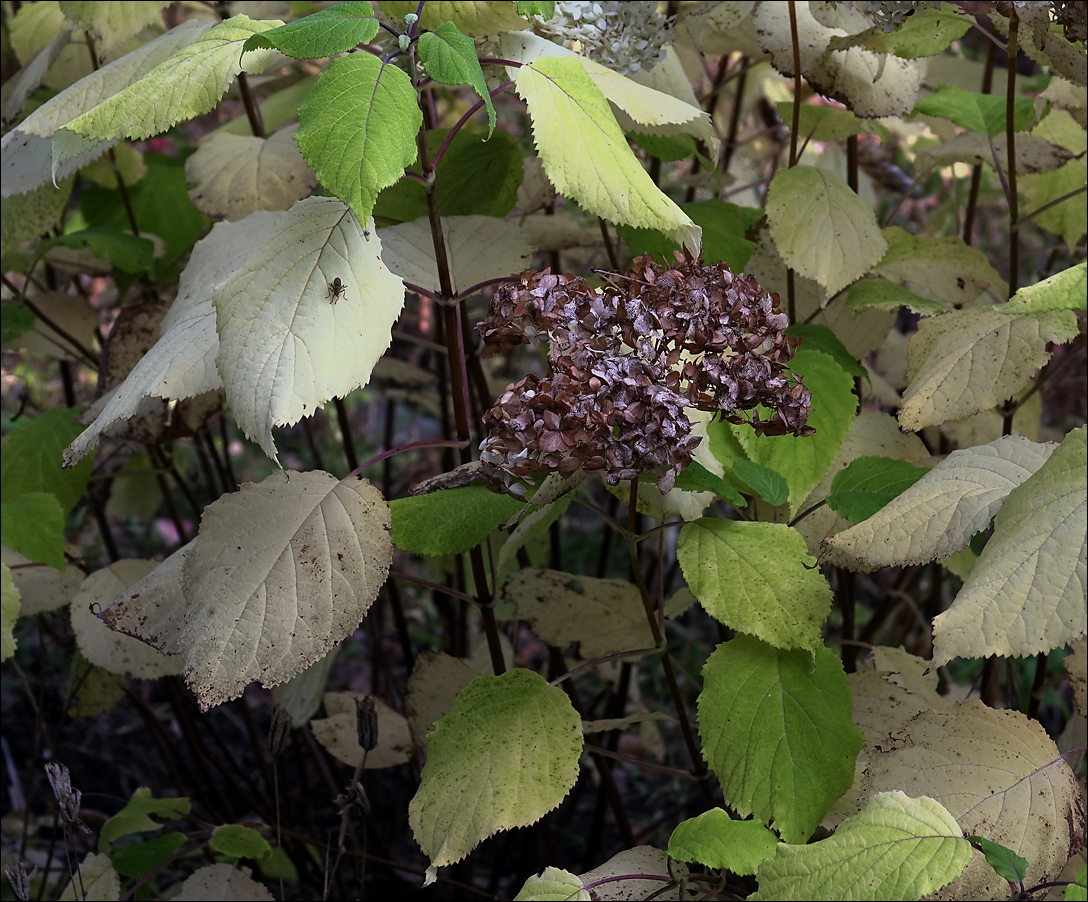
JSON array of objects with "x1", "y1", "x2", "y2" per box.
[
  {"x1": 59, "y1": 852, "x2": 119, "y2": 902},
  {"x1": 378, "y1": 215, "x2": 534, "y2": 297},
  {"x1": 311, "y1": 692, "x2": 414, "y2": 769},
  {"x1": 70, "y1": 560, "x2": 183, "y2": 679},
  {"x1": 822, "y1": 434, "x2": 1056, "y2": 572},
  {"x1": 577, "y1": 847, "x2": 695, "y2": 902},
  {"x1": 1, "y1": 544, "x2": 82, "y2": 616},
  {"x1": 898, "y1": 306, "x2": 1078, "y2": 432},
  {"x1": 932, "y1": 427, "x2": 1087, "y2": 667},
  {"x1": 404, "y1": 650, "x2": 478, "y2": 760},
  {"x1": 916, "y1": 132, "x2": 1073, "y2": 176},
  {"x1": 1068, "y1": 636, "x2": 1088, "y2": 717},
  {"x1": 186, "y1": 125, "x2": 316, "y2": 220},
  {"x1": 875, "y1": 226, "x2": 1008, "y2": 308},
  {"x1": 166, "y1": 864, "x2": 273, "y2": 902},
  {"x1": 58, "y1": 2, "x2": 169, "y2": 59},
  {"x1": 270, "y1": 646, "x2": 336, "y2": 728},
  {"x1": 213, "y1": 197, "x2": 403, "y2": 462}
]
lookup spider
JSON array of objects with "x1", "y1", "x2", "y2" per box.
[{"x1": 326, "y1": 277, "x2": 347, "y2": 304}]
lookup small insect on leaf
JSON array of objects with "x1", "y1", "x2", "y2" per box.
[{"x1": 326, "y1": 278, "x2": 347, "y2": 304}]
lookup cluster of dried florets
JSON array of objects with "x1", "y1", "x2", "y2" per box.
[{"x1": 477, "y1": 253, "x2": 813, "y2": 494}]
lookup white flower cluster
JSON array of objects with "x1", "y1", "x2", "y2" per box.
[
  {"x1": 532, "y1": 1, "x2": 672, "y2": 74},
  {"x1": 828, "y1": 0, "x2": 946, "y2": 33}
]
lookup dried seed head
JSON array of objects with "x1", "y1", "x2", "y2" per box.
[
  {"x1": 356, "y1": 696, "x2": 378, "y2": 752},
  {"x1": 477, "y1": 252, "x2": 813, "y2": 493}
]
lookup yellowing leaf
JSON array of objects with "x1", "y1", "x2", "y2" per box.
[
  {"x1": 766, "y1": 166, "x2": 887, "y2": 296},
  {"x1": 898, "y1": 305, "x2": 1078, "y2": 433},
  {"x1": 933, "y1": 426, "x2": 1087, "y2": 667},
  {"x1": 52, "y1": 15, "x2": 281, "y2": 182},
  {"x1": 378, "y1": 215, "x2": 535, "y2": 297},
  {"x1": 404, "y1": 651, "x2": 478, "y2": 760},
  {"x1": 753, "y1": 2, "x2": 922, "y2": 118},
  {"x1": 70, "y1": 560, "x2": 183, "y2": 679},
  {"x1": 409, "y1": 669, "x2": 582, "y2": 880},
  {"x1": 501, "y1": 568, "x2": 655, "y2": 659},
  {"x1": 311, "y1": 692, "x2": 414, "y2": 769},
  {"x1": 515, "y1": 55, "x2": 699, "y2": 250},
  {"x1": 380, "y1": 1, "x2": 530, "y2": 36},
  {"x1": 59, "y1": 852, "x2": 120, "y2": 902},
  {"x1": 860, "y1": 701, "x2": 1085, "y2": 898},
  {"x1": 514, "y1": 867, "x2": 589, "y2": 902},
  {"x1": 1, "y1": 544, "x2": 82, "y2": 616},
  {"x1": 1, "y1": 564, "x2": 19, "y2": 663},
  {"x1": 64, "y1": 211, "x2": 282, "y2": 466},
  {"x1": 185, "y1": 125, "x2": 316, "y2": 221},
  {"x1": 577, "y1": 847, "x2": 692, "y2": 902},
  {"x1": 58, "y1": 1, "x2": 169, "y2": 59},
  {"x1": 822, "y1": 434, "x2": 1056, "y2": 572},
  {"x1": 166, "y1": 864, "x2": 273, "y2": 902},
  {"x1": 751, "y1": 792, "x2": 971, "y2": 901},
  {"x1": 101, "y1": 471, "x2": 392, "y2": 710},
  {"x1": 213, "y1": 197, "x2": 403, "y2": 462}
]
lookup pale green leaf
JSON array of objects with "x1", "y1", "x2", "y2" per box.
[
  {"x1": 898, "y1": 305, "x2": 1078, "y2": 432},
  {"x1": 409, "y1": 669, "x2": 582, "y2": 876},
  {"x1": 418, "y1": 21, "x2": 495, "y2": 136},
  {"x1": 859, "y1": 701, "x2": 1083, "y2": 899},
  {"x1": 389, "y1": 483, "x2": 525, "y2": 556},
  {"x1": 404, "y1": 651, "x2": 478, "y2": 760},
  {"x1": 296, "y1": 52, "x2": 421, "y2": 228},
  {"x1": 213, "y1": 197, "x2": 403, "y2": 462},
  {"x1": 99, "y1": 786, "x2": 191, "y2": 850},
  {"x1": 0, "y1": 495, "x2": 65, "y2": 571},
  {"x1": 58, "y1": 1, "x2": 169, "y2": 59},
  {"x1": 826, "y1": 456, "x2": 931, "y2": 524},
  {"x1": 731, "y1": 459, "x2": 788, "y2": 507},
  {"x1": 500, "y1": 568, "x2": 655, "y2": 659},
  {"x1": 1005, "y1": 263, "x2": 1087, "y2": 314},
  {"x1": 515, "y1": 55, "x2": 698, "y2": 250},
  {"x1": 822, "y1": 434, "x2": 1055, "y2": 571},
  {"x1": 914, "y1": 83, "x2": 1036, "y2": 135},
  {"x1": 829, "y1": 6, "x2": 972, "y2": 58},
  {"x1": 933, "y1": 426, "x2": 1087, "y2": 667},
  {"x1": 59, "y1": 852, "x2": 120, "y2": 902},
  {"x1": 209, "y1": 824, "x2": 272, "y2": 860},
  {"x1": 379, "y1": 1, "x2": 530, "y2": 36},
  {"x1": 846, "y1": 278, "x2": 948, "y2": 316},
  {"x1": 1020, "y1": 159, "x2": 1088, "y2": 253},
  {"x1": 874, "y1": 226, "x2": 1007, "y2": 307},
  {"x1": 185, "y1": 125, "x2": 317, "y2": 221},
  {"x1": 915, "y1": 132, "x2": 1073, "y2": 177},
  {"x1": 311, "y1": 692, "x2": 414, "y2": 768},
  {"x1": 70, "y1": 560, "x2": 183, "y2": 679},
  {"x1": 751, "y1": 792, "x2": 971, "y2": 901},
  {"x1": 378, "y1": 215, "x2": 535, "y2": 296},
  {"x1": 733, "y1": 348, "x2": 857, "y2": 510},
  {"x1": 577, "y1": 847, "x2": 691, "y2": 902},
  {"x1": 64, "y1": 212, "x2": 281, "y2": 467},
  {"x1": 754, "y1": 2, "x2": 922, "y2": 118},
  {"x1": 1, "y1": 564, "x2": 19, "y2": 662},
  {"x1": 678, "y1": 520, "x2": 832, "y2": 656},
  {"x1": 766, "y1": 166, "x2": 887, "y2": 296},
  {"x1": 699, "y1": 635, "x2": 862, "y2": 843},
  {"x1": 270, "y1": 647, "x2": 336, "y2": 728},
  {"x1": 514, "y1": 867, "x2": 588, "y2": 902},
  {"x1": 52, "y1": 16, "x2": 280, "y2": 180},
  {"x1": 0, "y1": 177, "x2": 72, "y2": 253},
  {"x1": 667, "y1": 809, "x2": 778, "y2": 875},
  {"x1": 101, "y1": 471, "x2": 392, "y2": 710}
]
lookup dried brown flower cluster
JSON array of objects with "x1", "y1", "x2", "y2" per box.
[{"x1": 477, "y1": 252, "x2": 813, "y2": 493}]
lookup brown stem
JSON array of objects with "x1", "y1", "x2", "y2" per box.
[
  {"x1": 333, "y1": 397, "x2": 359, "y2": 472},
  {"x1": 237, "y1": 71, "x2": 266, "y2": 138},
  {"x1": 962, "y1": 40, "x2": 997, "y2": 245}
]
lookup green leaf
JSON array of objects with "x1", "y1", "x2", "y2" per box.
[
  {"x1": 629, "y1": 130, "x2": 698, "y2": 162},
  {"x1": 731, "y1": 459, "x2": 789, "y2": 507},
  {"x1": 516, "y1": 1, "x2": 554, "y2": 19},
  {"x1": 672, "y1": 460, "x2": 746, "y2": 508},
  {"x1": 827, "y1": 457, "x2": 931, "y2": 524},
  {"x1": 1005, "y1": 263, "x2": 1087, "y2": 314},
  {"x1": 617, "y1": 199, "x2": 756, "y2": 274},
  {"x1": 875, "y1": 225, "x2": 1006, "y2": 307},
  {"x1": 80, "y1": 155, "x2": 207, "y2": 277},
  {"x1": 699, "y1": 634, "x2": 862, "y2": 843},
  {"x1": 433, "y1": 129, "x2": 523, "y2": 217},
  {"x1": 735, "y1": 348, "x2": 858, "y2": 510},
  {"x1": 1, "y1": 564, "x2": 21, "y2": 662},
  {"x1": 0, "y1": 495, "x2": 65, "y2": 570},
  {"x1": 1069, "y1": 865, "x2": 1088, "y2": 902},
  {"x1": 831, "y1": 6, "x2": 972, "y2": 58},
  {"x1": 1, "y1": 302, "x2": 37, "y2": 344},
  {"x1": 514, "y1": 866, "x2": 587, "y2": 901},
  {"x1": 35, "y1": 226, "x2": 154, "y2": 274},
  {"x1": 409, "y1": 669, "x2": 583, "y2": 878},
  {"x1": 389, "y1": 483, "x2": 526, "y2": 555},
  {"x1": 914, "y1": 83, "x2": 1035, "y2": 135},
  {"x1": 667, "y1": 809, "x2": 778, "y2": 875},
  {"x1": 766, "y1": 165, "x2": 887, "y2": 296},
  {"x1": 932, "y1": 426, "x2": 1087, "y2": 667},
  {"x1": 677, "y1": 520, "x2": 832, "y2": 656},
  {"x1": 209, "y1": 824, "x2": 272, "y2": 860},
  {"x1": 242, "y1": 1, "x2": 379, "y2": 60},
  {"x1": 515, "y1": 55, "x2": 698, "y2": 249},
  {"x1": 52, "y1": 15, "x2": 281, "y2": 179},
  {"x1": 419, "y1": 21, "x2": 495, "y2": 136},
  {"x1": 380, "y1": 0, "x2": 530, "y2": 36},
  {"x1": 109, "y1": 831, "x2": 187, "y2": 879},
  {"x1": 751, "y1": 792, "x2": 972, "y2": 900},
  {"x1": 776, "y1": 103, "x2": 889, "y2": 142},
  {"x1": 898, "y1": 305, "x2": 1078, "y2": 433},
  {"x1": 296, "y1": 52, "x2": 421, "y2": 228},
  {"x1": 967, "y1": 835, "x2": 1028, "y2": 883},
  {"x1": 1, "y1": 407, "x2": 92, "y2": 514},
  {"x1": 787, "y1": 324, "x2": 867, "y2": 381},
  {"x1": 847, "y1": 278, "x2": 948, "y2": 316},
  {"x1": 98, "y1": 787, "x2": 191, "y2": 852}
]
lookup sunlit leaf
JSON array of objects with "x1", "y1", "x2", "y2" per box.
[{"x1": 667, "y1": 809, "x2": 777, "y2": 875}]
